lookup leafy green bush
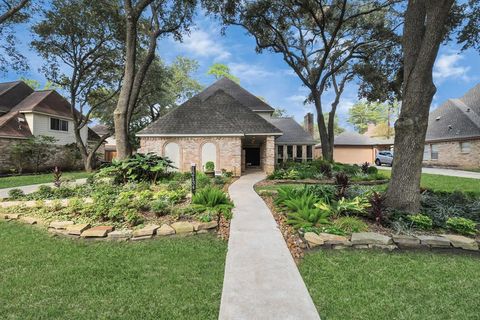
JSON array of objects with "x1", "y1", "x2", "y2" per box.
[
  {"x1": 205, "y1": 161, "x2": 215, "y2": 172},
  {"x1": 318, "y1": 196, "x2": 370, "y2": 217},
  {"x1": 7, "y1": 188, "x2": 25, "y2": 199},
  {"x1": 420, "y1": 191, "x2": 480, "y2": 226},
  {"x1": 191, "y1": 187, "x2": 233, "y2": 218},
  {"x1": 286, "y1": 207, "x2": 331, "y2": 229},
  {"x1": 334, "y1": 216, "x2": 368, "y2": 233},
  {"x1": 96, "y1": 153, "x2": 174, "y2": 184},
  {"x1": 446, "y1": 217, "x2": 477, "y2": 236},
  {"x1": 407, "y1": 214, "x2": 433, "y2": 230},
  {"x1": 275, "y1": 186, "x2": 309, "y2": 206},
  {"x1": 283, "y1": 193, "x2": 319, "y2": 212},
  {"x1": 150, "y1": 199, "x2": 170, "y2": 216},
  {"x1": 366, "y1": 166, "x2": 378, "y2": 174},
  {"x1": 196, "y1": 172, "x2": 211, "y2": 189}
]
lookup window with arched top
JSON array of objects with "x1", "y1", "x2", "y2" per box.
[
  {"x1": 164, "y1": 142, "x2": 180, "y2": 171},
  {"x1": 201, "y1": 142, "x2": 217, "y2": 171}
]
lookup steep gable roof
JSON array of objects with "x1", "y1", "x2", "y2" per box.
[
  {"x1": 138, "y1": 90, "x2": 282, "y2": 136},
  {"x1": 195, "y1": 77, "x2": 275, "y2": 112},
  {"x1": 0, "y1": 81, "x2": 34, "y2": 112},
  {"x1": 426, "y1": 84, "x2": 480, "y2": 142},
  {"x1": 268, "y1": 117, "x2": 316, "y2": 144}
]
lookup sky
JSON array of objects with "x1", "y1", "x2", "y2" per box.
[{"x1": 2, "y1": 8, "x2": 480, "y2": 131}]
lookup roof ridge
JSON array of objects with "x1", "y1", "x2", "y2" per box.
[{"x1": 450, "y1": 98, "x2": 480, "y2": 129}]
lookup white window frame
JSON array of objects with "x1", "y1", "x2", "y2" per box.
[{"x1": 50, "y1": 117, "x2": 69, "y2": 132}]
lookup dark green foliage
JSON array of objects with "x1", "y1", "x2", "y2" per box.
[
  {"x1": 205, "y1": 161, "x2": 215, "y2": 172},
  {"x1": 96, "y1": 153, "x2": 174, "y2": 184},
  {"x1": 303, "y1": 185, "x2": 336, "y2": 202},
  {"x1": 407, "y1": 214, "x2": 433, "y2": 230},
  {"x1": 286, "y1": 207, "x2": 331, "y2": 230},
  {"x1": 366, "y1": 166, "x2": 378, "y2": 175},
  {"x1": 7, "y1": 188, "x2": 25, "y2": 200},
  {"x1": 191, "y1": 187, "x2": 233, "y2": 218},
  {"x1": 446, "y1": 217, "x2": 477, "y2": 236},
  {"x1": 9, "y1": 135, "x2": 57, "y2": 174},
  {"x1": 196, "y1": 173, "x2": 212, "y2": 189},
  {"x1": 283, "y1": 193, "x2": 319, "y2": 212},
  {"x1": 334, "y1": 172, "x2": 350, "y2": 199}
]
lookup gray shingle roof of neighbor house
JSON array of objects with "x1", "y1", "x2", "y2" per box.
[
  {"x1": 315, "y1": 131, "x2": 394, "y2": 147},
  {"x1": 426, "y1": 84, "x2": 480, "y2": 142},
  {"x1": 138, "y1": 89, "x2": 282, "y2": 136},
  {"x1": 195, "y1": 77, "x2": 275, "y2": 112},
  {"x1": 267, "y1": 117, "x2": 316, "y2": 144}
]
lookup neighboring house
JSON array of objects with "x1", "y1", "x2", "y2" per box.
[
  {"x1": 137, "y1": 78, "x2": 316, "y2": 176},
  {"x1": 423, "y1": 84, "x2": 480, "y2": 169},
  {"x1": 0, "y1": 80, "x2": 101, "y2": 170},
  {"x1": 314, "y1": 131, "x2": 393, "y2": 164},
  {"x1": 92, "y1": 124, "x2": 117, "y2": 162}
]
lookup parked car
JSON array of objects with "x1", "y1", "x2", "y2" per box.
[{"x1": 375, "y1": 151, "x2": 394, "y2": 166}]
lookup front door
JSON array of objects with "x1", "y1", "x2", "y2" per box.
[{"x1": 245, "y1": 148, "x2": 260, "y2": 167}]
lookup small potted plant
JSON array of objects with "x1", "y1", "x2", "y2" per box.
[{"x1": 205, "y1": 161, "x2": 215, "y2": 177}]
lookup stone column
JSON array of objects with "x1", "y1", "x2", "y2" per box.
[
  {"x1": 283, "y1": 145, "x2": 288, "y2": 162},
  {"x1": 302, "y1": 145, "x2": 307, "y2": 162},
  {"x1": 292, "y1": 145, "x2": 297, "y2": 162},
  {"x1": 264, "y1": 136, "x2": 276, "y2": 174}
]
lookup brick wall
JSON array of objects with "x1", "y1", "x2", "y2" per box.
[
  {"x1": 0, "y1": 137, "x2": 20, "y2": 172},
  {"x1": 423, "y1": 139, "x2": 480, "y2": 169},
  {"x1": 139, "y1": 136, "x2": 243, "y2": 176}
]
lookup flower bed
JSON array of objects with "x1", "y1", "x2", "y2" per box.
[
  {"x1": 0, "y1": 153, "x2": 235, "y2": 241},
  {"x1": 257, "y1": 172, "x2": 480, "y2": 257}
]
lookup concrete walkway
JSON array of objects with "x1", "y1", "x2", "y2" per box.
[
  {"x1": 219, "y1": 171, "x2": 320, "y2": 320},
  {"x1": 0, "y1": 179, "x2": 87, "y2": 199},
  {"x1": 377, "y1": 166, "x2": 480, "y2": 179}
]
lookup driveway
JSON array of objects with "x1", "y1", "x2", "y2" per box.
[{"x1": 377, "y1": 166, "x2": 480, "y2": 179}]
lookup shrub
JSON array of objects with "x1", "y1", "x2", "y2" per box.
[
  {"x1": 369, "y1": 192, "x2": 386, "y2": 225},
  {"x1": 96, "y1": 153, "x2": 174, "y2": 184},
  {"x1": 52, "y1": 166, "x2": 62, "y2": 188},
  {"x1": 150, "y1": 199, "x2": 170, "y2": 216},
  {"x1": 334, "y1": 216, "x2": 368, "y2": 233},
  {"x1": 286, "y1": 207, "x2": 331, "y2": 230},
  {"x1": 205, "y1": 161, "x2": 215, "y2": 172},
  {"x1": 196, "y1": 172, "x2": 211, "y2": 189},
  {"x1": 191, "y1": 187, "x2": 233, "y2": 218},
  {"x1": 361, "y1": 162, "x2": 370, "y2": 174},
  {"x1": 275, "y1": 186, "x2": 307, "y2": 206},
  {"x1": 334, "y1": 172, "x2": 350, "y2": 198},
  {"x1": 283, "y1": 193, "x2": 319, "y2": 212},
  {"x1": 446, "y1": 217, "x2": 477, "y2": 236},
  {"x1": 8, "y1": 188, "x2": 25, "y2": 199},
  {"x1": 303, "y1": 185, "x2": 336, "y2": 202},
  {"x1": 407, "y1": 214, "x2": 433, "y2": 230},
  {"x1": 331, "y1": 196, "x2": 370, "y2": 216},
  {"x1": 366, "y1": 166, "x2": 378, "y2": 175},
  {"x1": 318, "y1": 162, "x2": 332, "y2": 178}
]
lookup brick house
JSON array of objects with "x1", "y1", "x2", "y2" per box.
[
  {"x1": 0, "y1": 80, "x2": 102, "y2": 171},
  {"x1": 423, "y1": 84, "x2": 480, "y2": 169},
  {"x1": 137, "y1": 78, "x2": 316, "y2": 176}
]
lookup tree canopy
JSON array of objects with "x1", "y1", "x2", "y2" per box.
[{"x1": 207, "y1": 63, "x2": 240, "y2": 83}]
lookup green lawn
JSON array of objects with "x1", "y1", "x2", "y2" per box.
[
  {"x1": 300, "y1": 250, "x2": 480, "y2": 320},
  {"x1": 379, "y1": 170, "x2": 480, "y2": 195},
  {"x1": 0, "y1": 171, "x2": 90, "y2": 189},
  {"x1": 0, "y1": 221, "x2": 227, "y2": 319}
]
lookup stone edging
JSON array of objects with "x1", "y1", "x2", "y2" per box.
[
  {"x1": 303, "y1": 231, "x2": 480, "y2": 252},
  {"x1": 0, "y1": 213, "x2": 218, "y2": 241}
]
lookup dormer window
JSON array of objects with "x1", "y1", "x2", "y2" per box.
[{"x1": 50, "y1": 117, "x2": 68, "y2": 132}]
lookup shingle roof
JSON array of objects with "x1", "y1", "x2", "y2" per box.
[
  {"x1": 138, "y1": 90, "x2": 282, "y2": 136},
  {"x1": 426, "y1": 84, "x2": 480, "y2": 142},
  {"x1": 267, "y1": 117, "x2": 316, "y2": 144},
  {"x1": 0, "y1": 80, "x2": 93, "y2": 139},
  {"x1": 315, "y1": 131, "x2": 394, "y2": 146},
  {"x1": 195, "y1": 77, "x2": 275, "y2": 112}
]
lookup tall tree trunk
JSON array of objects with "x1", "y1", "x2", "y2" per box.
[
  {"x1": 114, "y1": 9, "x2": 137, "y2": 159},
  {"x1": 386, "y1": 0, "x2": 454, "y2": 212},
  {"x1": 313, "y1": 92, "x2": 334, "y2": 162}
]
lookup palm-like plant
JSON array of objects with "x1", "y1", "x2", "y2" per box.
[
  {"x1": 286, "y1": 207, "x2": 331, "y2": 229},
  {"x1": 283, "y1": 193, "x2": 319, "y2": 212},
  {"x1": 191, "y1": 187, "x2": 233, "y2": 217}
]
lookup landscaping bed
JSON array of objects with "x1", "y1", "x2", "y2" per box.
[
  {"x1": 257, "y1": 161, "x2": 480, "y2": 258},
  {"x1": 0, "y1": 153, "x2": 235, "y2": 242}
]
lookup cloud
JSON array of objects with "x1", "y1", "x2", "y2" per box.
[
  {"x1": 433, "y1": 53, "x2": 471, "y2": 83},
  {"x1": 178, "y1": 29, "x2": 231, "y2": 61}
]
